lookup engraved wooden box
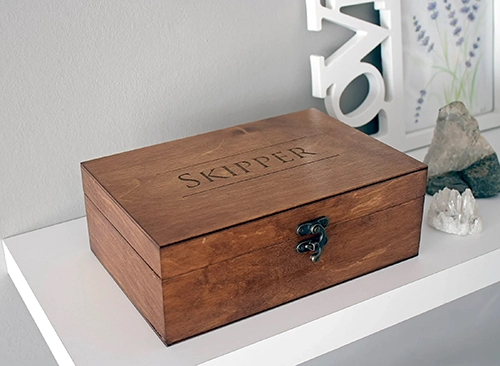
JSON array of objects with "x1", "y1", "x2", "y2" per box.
[{"x1": 81, "y1": 109, "x2": 427, "y2": 345}]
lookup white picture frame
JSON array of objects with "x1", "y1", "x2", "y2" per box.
[{"x1": 306, "y1": 0, "x2": 500, "y2": 152}]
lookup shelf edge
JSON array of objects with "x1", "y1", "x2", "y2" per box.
[{"x1": 3, "y1": 240, "x2": 76, "y2": 366}]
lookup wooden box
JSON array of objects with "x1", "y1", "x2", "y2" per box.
[{"x1": 81, "y1": 109, "x2": 427, "y2": 345}]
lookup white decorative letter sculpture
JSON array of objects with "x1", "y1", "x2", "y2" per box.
[{"x1": 306, "y1": 0, "x2": 404, "y2": 148}]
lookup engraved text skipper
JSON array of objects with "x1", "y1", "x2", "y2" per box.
[{"x1": 178, "y1": 147, "x2": 317, "y2": 189}]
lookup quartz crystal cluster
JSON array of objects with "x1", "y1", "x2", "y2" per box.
[
  {"x1": 427, "y1": 187, "x2": 482, "y2": 235},
  {"x1": 424, "y1": 102, "x2": 500, "y2": 198}
]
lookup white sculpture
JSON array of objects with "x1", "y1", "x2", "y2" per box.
[{"x1": 306, "y1": 0, "x2": 404, "y2": 141}]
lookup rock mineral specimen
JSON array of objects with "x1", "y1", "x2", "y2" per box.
[
  {"x1": 424, "y1": 102, "x2": 500, "y2": 198},
  {"x1": 427, "y1": 188, "x2": 482, "y2": 235}
]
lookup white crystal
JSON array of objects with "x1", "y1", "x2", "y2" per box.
[{"x1": 427, "y1": 188, "x2": 482, "y2": 235}]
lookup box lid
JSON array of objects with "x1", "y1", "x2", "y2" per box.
[{"x1": 81, "y1": 109, "x2": 427, "y2": 248}]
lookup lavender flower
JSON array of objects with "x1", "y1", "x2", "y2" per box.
[
  {"x1": 446, "y1": 4, "x2": 452, "y2": 11},
  {"x1": 428, "y1": 2, "x2": 437, "y2": 11},
  {"x1": 456, "y1": 37, "x2": 464, "y2": 46},
  {"x1": 465, "y1": 36, "x2": 481, "y2": 68},
  {"x1": 428, "y1": 43, "x2": 435, "y2": 52},
  {"x1": 472, "y1": 37, "x2": 481, "y2": 49},
  {"x1": 461, "y1": 6, "x2": 470, "y2": 13},
  {"x1": 468, "y1": 12, "x2": 475, "y2": 21},
  {"x1": 414, "y1": 90, "x2": 427, "y2": 124},
  {"x1": 462, "y1": 0, "x2": 470, "y2": 3},
  {"x1": 413, "y1": 15, "x2": 435, "y2": 50},
  {"x1": 450, "y1": 18, "x2": 458, "y2": 26},
  {"x1": 472, "y1": 4, "x2": 479, "y2": 11},
  {"x1": 431, "y1": 11, "x2": 439, "y2": 20},
  {"x1": 453, "y1": 26, "x2": 462, "y2": 36},
  {"x1": 448, "y1": 10, "x2": 455, "y2": 17}
]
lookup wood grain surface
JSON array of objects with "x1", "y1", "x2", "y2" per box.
[
  {"x1": 85, "y1": 197, "x2": 166, "y2": 341},
  {"x1": 159, "y1": 169, "x2": 427, "y2": 279},
  {"x1": 81, "y1": 108, "x2": 428, "y2": 345},
  {"x1": 162, "y1": 197, "x2": 424, "y2": 344},
  {"x1": 82, "y1": 166, "x2": 161, "y2": 275},
  {"x1": 82, "y1": 109, "x2": 427, "y2": 247}
]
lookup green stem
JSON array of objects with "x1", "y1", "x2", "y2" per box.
[{"x1": 468, "y1": 54, "x2": 482, "y2": 107}]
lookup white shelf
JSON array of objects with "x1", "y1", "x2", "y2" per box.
[{"x1": 4, "y1": 194, "x2": 500, "y2": 366}]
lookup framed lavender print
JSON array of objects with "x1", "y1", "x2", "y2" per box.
[
  {"x1": 403, "y1": 0, "x2": 494, "y2": 133},
  {"x1": 306, "y1": 0, "x2": 500, "y2": 152}
]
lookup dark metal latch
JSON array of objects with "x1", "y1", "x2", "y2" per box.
[{"x1": 295, "y1": 216, "x2": 329, "y2": 262}]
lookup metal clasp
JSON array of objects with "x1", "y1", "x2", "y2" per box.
[{"x1": 295, "y1": 216, "x2": 329, "y2": 263}]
